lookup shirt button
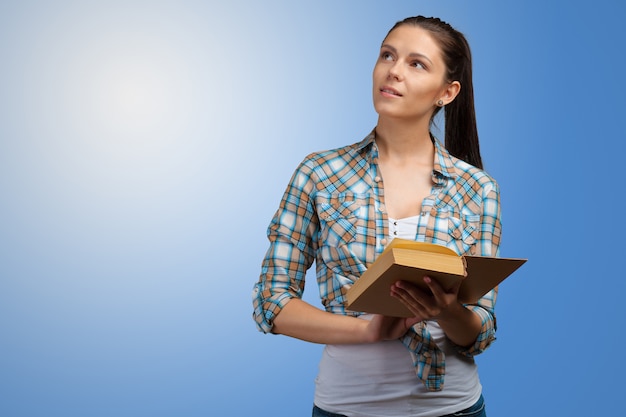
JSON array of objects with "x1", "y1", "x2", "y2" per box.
[
  {"x1": 374, "y1": 176, "x2": 381, "y2": 182},
  {"x1": 379, "y1": 204, "x2": 386, "y2": 212},
  {"x1": 381, "y1": 238, "x2": 388, "y2": 246}
]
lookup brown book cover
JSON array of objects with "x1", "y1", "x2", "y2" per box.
[{"x1": 345, "y1": 239, "x2": 527, "y2": 317}]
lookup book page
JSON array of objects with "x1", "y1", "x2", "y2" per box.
[{"x1": 384, "y1": 238, "x2": 458, "y2": 257}]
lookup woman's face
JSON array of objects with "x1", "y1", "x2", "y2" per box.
[{"x1": 372, "y1": 25, "x2": 458, "y2": 122}]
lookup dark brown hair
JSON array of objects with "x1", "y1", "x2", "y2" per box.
[{"x1": 385, "y1": 16, "x2": 483, "y2": 169}]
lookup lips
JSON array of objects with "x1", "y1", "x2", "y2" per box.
[{"x1": 380, "y1": 86, "x2": 402, "y2": 97}]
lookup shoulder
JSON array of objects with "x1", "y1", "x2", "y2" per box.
[
  {"x1": 285, "y1": 136, "x2": 372, "y2": 197},
  {"x1": 302, "y1": 137, "x2": 369, "y2": 167},
  {"x1": 451, "y1": 157, "x2": 499, "y2": 195},
  {"x1": 295, "y1": 135, "x2": 372, "y2": 177},
  {"x1": 433, "y1": 138, "x2": 499, "y2": 196}
]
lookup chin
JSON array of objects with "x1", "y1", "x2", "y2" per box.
[{"x1": 373, "y1": 104, "x2": 403, "y2": 119}]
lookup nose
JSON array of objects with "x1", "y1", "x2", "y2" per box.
[{"x1": 387, "y1": 62, "x2": 403, "y2": 81}]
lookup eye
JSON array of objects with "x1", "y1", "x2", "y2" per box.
[
  {"x1": 380, "y1": 51, "x2": 394, "y2": 61},
  {"x1": 411, "y1": 60, "x2": 426, "y2": 70}
]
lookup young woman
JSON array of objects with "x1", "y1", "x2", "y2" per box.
[{"x1": 252, "y1": 16, "x2": 501, "y2": 417}]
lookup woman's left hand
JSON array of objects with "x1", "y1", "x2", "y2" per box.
[
  {"x1": 391, "y1": 276, "x2": 484, "y2": 347},
  {"x1": 390, "y1": 276, "x2": 462, "y2": 322}
]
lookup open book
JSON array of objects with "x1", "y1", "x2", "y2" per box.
[{"x1": 345, "y1": 239, "x2": 527, "y2": 317}]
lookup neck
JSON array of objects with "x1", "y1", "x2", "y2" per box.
[{"x1": 374, "y1": 116, "x2": 434, "y2": 161}]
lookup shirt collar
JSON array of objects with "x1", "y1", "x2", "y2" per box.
[
  {"x1": 358, "y1": 129, "x2": 457, "y2": 183},
  {"x1": 432, "y1": 136, "x2": 457, "y2": 182},
  {"x1": 355, "y1": 130, "x2": 376, "y2": 153}
]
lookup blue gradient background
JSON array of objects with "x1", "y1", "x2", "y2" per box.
[{"x1": 1, "y1": 1, "x2": 624, "y2": 416}]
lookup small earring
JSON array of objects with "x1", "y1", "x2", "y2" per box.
[{"x1": 437, "y1": 100, "x2": 444, "y2": 107}]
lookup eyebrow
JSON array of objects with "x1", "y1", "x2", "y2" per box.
[{"x1": 381, "y1": 44, "x2": 434, "y2": 66}]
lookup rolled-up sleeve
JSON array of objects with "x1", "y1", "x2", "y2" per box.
[
  {"x1": 457, "y1": 183, "x2": 502, "y2": 356},
  {"x1": 252, "y1": 160, "x2": 318, "y2": 333}
]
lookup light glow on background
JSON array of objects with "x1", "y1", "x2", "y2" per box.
[{"x1": 0, "y1": 1, "x2": 624, "y2": 416}]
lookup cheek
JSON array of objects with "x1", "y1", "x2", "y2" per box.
[
  {"x1": 373, "y1": 61, "x2": 392, "y2": 79},
  {"x1": 410, "y1": 82, "x2": 442, "y2": 102},
  {"x1": 371, "y1": 67, "x2": 384, "y2": 95},
  {"x1": 372, "y1": 65, "x2": 383, "y2": 82}
]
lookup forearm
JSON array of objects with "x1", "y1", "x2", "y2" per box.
[
  {"x1": 272, "y1": 298, "x2": 370, "y2": 345},
  {"x1": 435, "y1": 302, "x2": 483, "y2": 348}
]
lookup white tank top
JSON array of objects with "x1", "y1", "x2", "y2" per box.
[{"x1": 313, "y1": 216, "x2": 482, "y2": 417}]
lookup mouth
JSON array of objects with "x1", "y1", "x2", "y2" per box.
[{"x1": 380, "y1": 86, "x2": 402, "y2": 97}]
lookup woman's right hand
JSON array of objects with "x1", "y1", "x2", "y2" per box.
[
  {"x1": 363, "y1": 314, "x2": 422, "y2": 343},
  {"x1": 273, "y1": 298, "x2": 424, "y2": 345}
]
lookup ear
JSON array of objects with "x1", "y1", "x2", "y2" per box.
[{"x1": 438, "y1": 81, "x2": 461, "y2": 106}]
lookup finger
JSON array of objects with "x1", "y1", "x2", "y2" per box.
[
  {"x1": 422, "y1": 276, "x2": 447, "y2": 304},
  {"x1": 397, "y1": 281, "x2": 439, "y2": 314},
  {"x1": 392, "y1": 280, "x2": 432, "y2": 301},
  {"x1": 423, "y1": 276, "x2": 460, "y2": 305},
  {"x1": 391, "y1": 280, "x2": 436, "y2": 311},
  {"x1": 391, "y1": 283, "x2": 431, "y2": 318},
  {"x1": 404, "y1": 316, "x2": 422, "y2": 329}
]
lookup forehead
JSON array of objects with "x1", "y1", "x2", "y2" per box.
[{"x1": 382, "y1": 25, "x2": 444, "y2": 63}]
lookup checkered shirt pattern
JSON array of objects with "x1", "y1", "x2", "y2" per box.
[{"x1": 252, "y1": 130, "x2": 502, "y2": 391}]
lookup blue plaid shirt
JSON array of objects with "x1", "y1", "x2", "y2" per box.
[{"x1": 253, "y1": 130, "x2": 502, "y2": 391}]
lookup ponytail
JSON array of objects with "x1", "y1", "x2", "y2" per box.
[{"x1": 385, "y1": 16, "x2": 483, "y2": 169}]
